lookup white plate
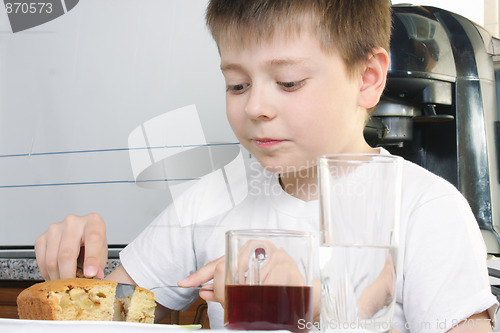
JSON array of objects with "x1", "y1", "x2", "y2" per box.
[{"x1": 0, "y1": 318, "x2": 202, "y2": 333}]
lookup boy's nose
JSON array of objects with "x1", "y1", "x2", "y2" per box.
[{"x1": 244, "y1": 85, "x2": 277, "y2": 120}]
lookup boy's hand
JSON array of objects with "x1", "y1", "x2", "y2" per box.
[
  {"x1": 35, "y1": 213, "x2": 107, "y2": 281},
  {"x1": 178, "y1": 256, "x2": 225, "y2": 304},
  {"x1": 357, "y1": 253, "x2": 395, "y2": 319},
  {"x1": 178, "y1": 243, "x2": 308, "y2": 306},
  {"x1": 234, "y1": 240, "x2": 305, "y2": 286}
]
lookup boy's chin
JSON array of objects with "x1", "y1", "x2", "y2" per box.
[{"x1": 258, "y1": 159, "x2": 317, "y2": 176}]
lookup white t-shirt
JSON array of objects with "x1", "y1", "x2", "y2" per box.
[{"x1": 120, "y1": 149, "x2": 498, "y2": 332}]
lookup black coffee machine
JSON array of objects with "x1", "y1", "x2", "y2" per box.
[{"x1": 366, "y1": 5, "x2": 500, "y2": 253}]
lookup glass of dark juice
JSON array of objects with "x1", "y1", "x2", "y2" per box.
[{"x1": 225, "y1": 229, "x2": 313, "y2": 332}]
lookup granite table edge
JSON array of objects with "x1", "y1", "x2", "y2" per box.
[{"x1": 0, "y1": 258, "x2": 121, "y2": 280}]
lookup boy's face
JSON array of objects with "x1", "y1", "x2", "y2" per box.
[{"x1": 219, "y1": 31, "x2": 375, "y2": 174}]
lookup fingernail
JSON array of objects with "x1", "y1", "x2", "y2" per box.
[
  {"x1": 84, "y1": 265, "x2": 98, "y2": 277},
  {"x1": 177, "y1": 277, "x2": 189, "y2": 286}
]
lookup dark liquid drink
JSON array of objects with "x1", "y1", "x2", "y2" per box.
[{"x1": 225, "y1": 285, "x2": 313, "y2": 332}]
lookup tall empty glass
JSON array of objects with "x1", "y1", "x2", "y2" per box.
[
  {"x1": 318, "y1": 154, "x2": 402, "y2": 332},
  {"x1": 225, "y1": 229, "x2": 314, "y2": 332}
]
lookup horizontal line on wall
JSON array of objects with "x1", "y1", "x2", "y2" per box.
[
  {"x1": 0, "y1": 142, "x2": 240, "y2": 159},
  {"x1": 0, "y1": 178, "x2": 200, "y2": 189}
]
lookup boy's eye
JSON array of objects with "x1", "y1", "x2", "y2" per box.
[
  {"x1": 226, "y1": 83, "x2": 249, "y2": 94},
  {"x1": 277, "y1": 80, "x2": 306, "y2": 92}
]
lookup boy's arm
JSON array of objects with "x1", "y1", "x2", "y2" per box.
[
  {"x1": 106, "y1": 265, "x2": 173, "y2": 323},
  {"x1": 446, "y1": 311, "x2": 492, "y2": 333},
  {"x1": 391, "y1": 311, "x2": 492, "y2": 333}
]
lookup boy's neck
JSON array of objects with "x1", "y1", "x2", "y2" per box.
[
  {"x1": 278, "y1": 146, "x2": 382, "y2": 201},
  {"x1": 279, "y1": 167, "x2": 319, "y2": 202}
]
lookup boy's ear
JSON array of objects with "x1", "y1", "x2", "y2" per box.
[{"x1": 358, "y1": 47, "x2": 389, "y2": 109}]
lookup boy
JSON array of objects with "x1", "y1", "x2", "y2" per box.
[{"x1": 35, "y1": 0, "x2": 497, "y2": 331}]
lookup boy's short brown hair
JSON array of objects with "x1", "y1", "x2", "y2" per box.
[{"x1": 206, "y1": 0, "x2": 392, "y2": 77}]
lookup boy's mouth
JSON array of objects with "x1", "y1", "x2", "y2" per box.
[{"x1": 253, "y1": 138, "x2": 285, "y2": 148}]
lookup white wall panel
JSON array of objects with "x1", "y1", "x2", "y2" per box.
[{"x1": 0, "y1": 0, "x2": 235, "y2": 246}]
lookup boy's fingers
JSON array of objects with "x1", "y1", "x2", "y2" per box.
[
  {"x1": 33, "y1": 213, "x2": 107, "y2": 281},
  {"x1": 58, "y1": 217, "x2": 85, "y2": 279},
  {"x1": 44, "y1": 223, "x2": 67, "y2": 280},
  {"x1": 213, "y1": 260, "x2": 225, "y2": 303},
  {"x1": 34, "y1": 234, "x2": 49, "y2": 280},
  {"x1": 196, "y1": 261, "x2": 226, "y2": 304},
  {"x1": 197, "y1": 282, "x2": 217, "y2": 302},
  {"x1": 199, "y1": 289, "x2": 218, "y2": 303},
  {"x1": 83, "y1": 214, "x2": 107, "y2": 278},
  {"x1": 178, "y1": 256, "x2": 225, "y2": 287}
]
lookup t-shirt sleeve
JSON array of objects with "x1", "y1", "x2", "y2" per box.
[
  {"x1": 118, "y1": 169, "x2": 242, "y2": 312},
  {"x1": 119, "y1": 204, "x2": 199, "y2": 312},
  {"x1": 402, "y1": 183, "x2": 498, "y2": 333}
]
